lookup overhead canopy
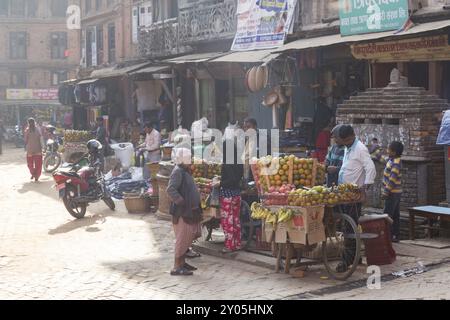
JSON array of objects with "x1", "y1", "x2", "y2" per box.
[
  {"x1": 274, "y1": 20, "x2": 450, "y2": 53},
  {"x1": 163, "y1": 52, "x2": 227, "y2": 64},
  {"x1": 209, "y1": 49, "x2": 281, "y2": 64},
  {"x1": 90, "y1": 62, "x2": 151, "y2": 79},
  {"x1": 77, "y1": 78, "x2": 98, "y2": 85},
  {"x1": 129, "y1": 65, "x2": 170, "y2": 75}
]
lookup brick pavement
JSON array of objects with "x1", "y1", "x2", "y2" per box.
[{"x1": 1, "y1": 146, "x2": 449, "y2": 300}]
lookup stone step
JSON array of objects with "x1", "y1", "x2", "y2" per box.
[
  {"x1": 349, "y1": 95, "x2": 444, "y2": 101},
  {"x1": 345, "y1": 99, "x2": 446, "y2": 105},
  {"x1": 357, "y1": 89, "x2": 428, "y2": 96},
  {"x1": 338, "y1": 104, "x2": 446, "y2": 111}
]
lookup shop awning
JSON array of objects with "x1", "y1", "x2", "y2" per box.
[
  {"x1": 209, "y1": 49, "x2": 281, "y2": 64},
  {"x1": 77, "y1": 78, "x2": 99, "y2": 85},
  {"x1": 163, "y1": 52, "x2": 227, "y2": 64},
  {"x1": 274, "y1": 20, "x2": 450, "y2": 53},
  {"x1": 90, "y1": 62, "x2": 151, "y2": 79},
  {"x1": 129, "y1": 65, "x2": 170, "y2": 75}
]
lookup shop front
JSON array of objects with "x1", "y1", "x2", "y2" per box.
[{"x1": 0, "y1": 88, "x2": 65, "y2": 129}]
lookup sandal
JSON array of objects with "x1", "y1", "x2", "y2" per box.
[
  {"x1": 184, "y1": 263, "x2": 197, "y2": 271},
  {"x1": 185, "y1": 249, "x2": 201, "y2": 258},
  {"x1": 170, "y1": 267, "x2": 193, "y2": 276}
]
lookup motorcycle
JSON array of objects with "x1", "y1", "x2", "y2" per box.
[
  {"x1": 43, "y1": 128, "x2": 63, "y2": 173},
  {"x1": 13, "y1": 125, "x2": 25, "y2": 148},
  {"x1": 52, "y1": 154, "x2": 115, "y2": 219}
]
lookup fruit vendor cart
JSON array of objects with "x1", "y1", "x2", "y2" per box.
[
  {"x1": 62, "y1": 130, "x2": 94, "y2": 163},
  {"x1": 251, "y1": 155, "x2": 365, "y2": 280}
]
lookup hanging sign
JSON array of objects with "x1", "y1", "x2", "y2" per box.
[
  {"x1": 339, "y1": 0, "x2": 409, "y2": 36},
  {"x1": 231, "y1": 0, "x2": 298, "y2": 51},
  {"x1": 351, "y1": 35, "x2": 450, "y2": 62},
  {"x1": 6, "y1": 89, "x2": 59, "y2": 100}
]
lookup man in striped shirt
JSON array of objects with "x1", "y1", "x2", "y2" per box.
[{"x1": 374, "y1": 141, "x2": 404, "y2": 242}]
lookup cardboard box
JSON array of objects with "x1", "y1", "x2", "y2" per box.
[
  {"x1": 288, "y1": 206, "x2": 325, "y2": 245},
  {"x1": 275, "y1": 221, "x2": 289, "y2": 243},
  {"x1": 263, "y1": 221, "x2": 275, "y2": 243}
]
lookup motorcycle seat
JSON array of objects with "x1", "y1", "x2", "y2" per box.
[{"x1": 60, "y1": 171, "x2": 80, "y2": 178}]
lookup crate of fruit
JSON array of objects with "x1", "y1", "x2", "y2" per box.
[
  {"x1": 255, "y1": 155, "x2": 326, "y2": 193},
  {"x1": 64, "y1": 130, "x2": 93, "y2": 143}
]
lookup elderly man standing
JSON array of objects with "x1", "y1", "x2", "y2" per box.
[
  {"x1": 333, "y1": 124, "x2": 376, "y2": 272},
  {"x1": 138, "y1": 122, "x2": 161, "y2": 180}
]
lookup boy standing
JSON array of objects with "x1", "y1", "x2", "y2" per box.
[{"x1": 380, "y1": 141, "x2": 404, "y2": 243}]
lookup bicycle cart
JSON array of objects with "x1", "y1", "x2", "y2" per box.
[{"x1": 270, "y1": 203, "x2": 362, "y2": 281}]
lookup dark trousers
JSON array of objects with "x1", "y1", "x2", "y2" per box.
[
  {"x1": 341, "y1": 203, "x2": 362, "y2": 265},
  {"x1": 384, "y1": 193, "x2": 401, "y2": 239}
]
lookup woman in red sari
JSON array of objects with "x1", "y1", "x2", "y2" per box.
[{"x1": 24, "y1": 118, "x2": 43, "y2": 182}]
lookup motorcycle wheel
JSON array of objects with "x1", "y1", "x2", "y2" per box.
[
  {"x1": 103, "y1": 197, "x2": 115, "y2": 211},
  {"x1": 63, "y1": 185, "x2": 87, "y2": 219},
  {"x1": 43, "y1": 153, "x2": 62, "y2": 173}
]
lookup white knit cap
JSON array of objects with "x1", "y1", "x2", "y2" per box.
[{"x1": 173, "y1": 147, "x2": 192, "y2": 165}]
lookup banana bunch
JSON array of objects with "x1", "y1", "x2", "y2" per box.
[
  {"x1": 251, "y1": 202, "x2": 271, "y2": 220},
  {"x1": 265, "y1": 211, "x2": 278, "y2": 224},
  {"x1": 277, "y1": 208, "x2": 294, "y2": 223}
]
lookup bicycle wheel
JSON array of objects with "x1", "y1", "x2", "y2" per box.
[{"x1": 322, "y1": 213, "x2": 361, "y2": 280}]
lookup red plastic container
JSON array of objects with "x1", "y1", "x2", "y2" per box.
[{"x1": 359, "y1": 215, "x2": 396, "y2": 266}]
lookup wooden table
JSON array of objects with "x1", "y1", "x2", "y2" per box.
[{"x1": 408, "y1": 206, "x2": 450, "y2": 240}]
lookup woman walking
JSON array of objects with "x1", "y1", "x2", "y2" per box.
[
  {"x1": 219, "y1": 138, "x2": 244, "y2": 253},
  {"x1": 167, "y1": 148, "x2": 202, "y2": 276},
  {"x1": 24, "y1": 118, "x2": 44, "y2": 182}
]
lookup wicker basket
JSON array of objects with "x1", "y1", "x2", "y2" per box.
[{"x1": 124, "y1": 195, "x2": 152, "y2": 214}]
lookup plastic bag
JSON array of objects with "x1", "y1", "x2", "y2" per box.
[
  {"x1": 436, "y1": 110, "x2": 450, "y2": 145},
  {"x1": 129, "y1": 167, "x2": 143, "y2": 181},
  {"x1": 191, "y1": 117, "x2": 208, "y2": 135},
  {"x1": 223, "y1": 122, "x2": 238, "y2": 141}
]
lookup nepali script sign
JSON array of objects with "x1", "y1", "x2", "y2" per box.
[
  {"x1": 231, "y1": 0, "x2": 298, "y2": 51},
  {"x1": 339, "y1": 0, "x2": 409, "y2": 36},
  {"x1": 6, "y1": 89, "x2": 58, "y2": 100},
  {"x1": 351, "y1": 35, "x2": 450, "y2": 62}
]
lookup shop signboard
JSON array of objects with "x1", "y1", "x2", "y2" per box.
[
  {"x1": 339, "y1": 0, "x2": 409, "y2": 36},
  {"x1": 351, "y1": 35, "x2": 450, "y2": 62},
  {"x1": 6, "y1": 89, "x2": 59, "y2": 100},
  {"x1": 231, "y1": 0, "x2": 298, "y2": 51}
]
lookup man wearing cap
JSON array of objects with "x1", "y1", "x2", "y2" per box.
[{"x1": 333, "y1": 124, "x2": 376, "y2": 272}]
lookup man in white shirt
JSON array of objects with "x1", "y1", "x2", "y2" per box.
[
  {"x1": 333, "y1": 124, "x2": 376, "y2": 272},
  {"x1": 335, "y1": 125, "x2": 376, "y2": 188},
  {"x1": 138, "y1": 123, "x2": 161, "y2": 180}
]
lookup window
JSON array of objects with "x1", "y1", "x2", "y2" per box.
[
  {"x1": 85, "y1": 0, "x2": 91, "y2": 14},
  {"x1": 10, "y1": 71, "x2": 27, "y2": 88},
  {"x1": 96, "y1": 25, "x2": 103, "y2": 65},
  {"x1": 106, "y1": 0, "x2": 115, "y2": 7},
  {"x1": 50, "y1": 32, "x2": 67, "y2": 59},
  {"x1": 152, "y1": 0, "x2": 177, "y2": 22},
  {"x1": 10, "y1": 0, "x2": 25, "y2": 16},
  {"x1": 27, "y1": 0, "x2": 37, "y2": 17},
  {"x1": 51, "y1": 71, "x2": 68, "y2": 86},
  {"x1": 0, "y1": 0, "x2": 8, "y2": 16},
  {"x1": 108, "y1": 23, "x2": 115, "y2": 63},
  {"x1": 51, "y1": 0, "x2": 67, "y2": 17},
  {"x1": 10, "y1": 32, "x2": 27, "y2": 59},
  {"x1": 95, "y1": 0, "x2": 102, "y2": 11},
  {"x1": 86, "y1": 28, "x2": 94, "y2": 67}
]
